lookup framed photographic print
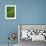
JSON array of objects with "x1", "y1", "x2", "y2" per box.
[
  {"x1": 5, "y1": 5, "x2": 16, "y2": 19},
  {"x1": 18, "y1": 24, "x2": 46, "y2": 42}
]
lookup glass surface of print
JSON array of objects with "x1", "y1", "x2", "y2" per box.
[{"x1": 7, "y1": 7, "x2": 15, "y2": 17}]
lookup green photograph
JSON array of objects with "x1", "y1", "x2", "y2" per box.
[
  {"x1": 7, "y1": 7, "x2": 15, "y2": 17},
  {"x1": 5, "y1": 5, "x2": 16, "y2": 19}
]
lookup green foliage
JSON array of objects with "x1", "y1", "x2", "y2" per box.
[{"x1": 7, "y1": 7, "x2": 15, "y2": 17}]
